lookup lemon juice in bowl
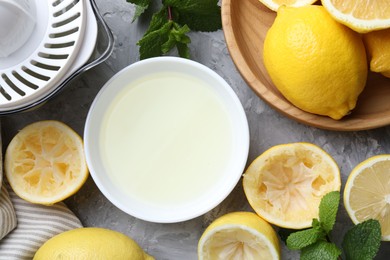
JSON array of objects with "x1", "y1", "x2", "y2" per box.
[
  {"x1": 84, "y1": 57, "x2": 249, "y2": 223},
  {"x1": 100, "y1": 72, "x2": 233, "y2": 207}
]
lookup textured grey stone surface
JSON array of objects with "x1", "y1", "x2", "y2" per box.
[{"x1": 2, "y1": 0, "x2": 390, "y2": 259}]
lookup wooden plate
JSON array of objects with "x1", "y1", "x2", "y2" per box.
[{"x1": 221, "y1": 0, "x2": 390, "y2": 131}]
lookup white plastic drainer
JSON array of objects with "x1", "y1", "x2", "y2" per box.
[{"x1": 0, "y1": 0, "x2": 87, "y2": 112}]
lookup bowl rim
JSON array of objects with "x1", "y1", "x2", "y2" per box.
[{"x1": 84, "y1": 56, "x2": 250, "y2": 223}]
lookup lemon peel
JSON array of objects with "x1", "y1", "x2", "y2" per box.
[
  {"x1": 33, "y1": 227, "x2": 154, "y2": 259},
  {"x1": 363, "y1": 29, "x2": 390, "y2": 78},
  {"x1": 263, "y1": 5, "x2": 367, "y2": 120}
]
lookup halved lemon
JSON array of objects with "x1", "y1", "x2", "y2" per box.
[
  {"x1": 198, "y1": 212, "x2": 280, "y2": 259},
  {"x1": 243, "y1": 143, "x2": 341, "y2": 229},
  {"x1": 5, "y1": 120, "x2": 88, "y2": 205},
  {"x1": 321, "y1": 0, "x2": 390, "y2": 33},
  {"x1": 259, "y1": 0, "x2": 317, "y2": 12},
  {"x1": 344, "y1": 155, "x2": 390, "y2": 241}
]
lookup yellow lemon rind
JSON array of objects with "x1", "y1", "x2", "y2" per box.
[
  {"x1": 363, "y1": 29, "x2": 390, "y2": 78},
  {"x1": 33, "y1": 227, "x2": 154, "y2": 260},
  {"x1": 263, "y1": 5, "x2": 367, "y2": 120}
]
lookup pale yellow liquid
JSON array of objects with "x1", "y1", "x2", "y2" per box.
[{"x1": 100, "y1": 72, "x2": 233, "y2": 208}]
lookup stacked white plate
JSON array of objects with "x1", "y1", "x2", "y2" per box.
[{"x1": 0, "y1": 0, "x2": 113, "y2": 114}]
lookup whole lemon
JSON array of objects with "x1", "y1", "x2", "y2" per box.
[
  {"x1": 263, "y1": 5, "x2": 368, "y2": 120},
  {"x1": 363, "y1": 28, "x2": 390, "y2": 78},
  {"x1": 33, "y1": 227, "x2": 154, "y2": 260}
]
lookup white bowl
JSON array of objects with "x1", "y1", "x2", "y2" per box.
[{"x1": 84, "y1": 57, "x2": 249, "y2": 223}]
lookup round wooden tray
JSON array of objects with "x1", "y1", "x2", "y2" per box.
[{"x1": 221, "y1": 0, "x2": 390, "y2": 131}]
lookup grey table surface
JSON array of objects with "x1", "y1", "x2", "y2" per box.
[{"x1": 2, "y1": 0, "x2": 390, "y2": 259}]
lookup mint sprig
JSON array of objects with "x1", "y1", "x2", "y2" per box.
[
  {"x1": 127, "y1": 0, "x2": 222, "y2": 59},
  {"x1": 137, "y1": 20, "x2": 190, "y2": 60},
  {"x1": 286, "y1": 191, "x2": 381, "y2": 260}
]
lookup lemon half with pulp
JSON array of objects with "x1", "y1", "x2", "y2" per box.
[
  {"x1": 5, "y1": 120, "x2": 88, "y2": 205},
  {"x1": 198, "y1": 211, "x2": 280, "y2": 259},
  {"x1": 243, "y1": 143, "x2": 341, "y2": 229},
  {"x1": 322, "y1": 0, "x2": 390, "y2": 33},
  {"x1": 344, "y1": 155, "x2": 390, "y2": 241}
]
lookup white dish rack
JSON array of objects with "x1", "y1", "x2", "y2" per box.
[{"x1": 0, "y1": 0, "x2": 114, "y2": 114}]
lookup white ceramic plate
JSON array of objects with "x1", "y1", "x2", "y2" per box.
[{"x1": 84, "y1": 57, "x2": 249, "y2": 223}]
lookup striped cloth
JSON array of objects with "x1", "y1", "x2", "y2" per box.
[
  {"x1": 0, "y1": 185, "x2": 17, "y2": 240},
  {"x1": 0, "y1": 183, "x2": 83, "y2": 260}
]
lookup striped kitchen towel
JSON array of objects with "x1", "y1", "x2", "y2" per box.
[
  {"x1": 0, "y1": 185, "x2": 17, "y2": 240},
  {"x1": 0, "y1": 183, "x2": 83, "y2": 260}
]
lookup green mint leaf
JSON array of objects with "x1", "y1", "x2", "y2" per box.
[
  {"x1": 144, "y1": 8, "x2": 169, "y2": 36},
  {"x1": 177, "y1": 42, "x2": 190, "y2": 59},
  {"x1": 163, "y1": 0, "x2": 222, "y2": 31},
  {"x1": 172, "y1": 23, "x2": 191, "y2": 44},
  {"x1": 319, "y1": 191, "x2": 340, "y2": 233},
  {"x1": 127, "y1": 0, "x2": 151, "y2": 22},
  {"x1": 287, "y1": 227, "x2": 325, "y2": 250},
  {"x1": 312, "y1": 218, "x2": 321, "y2": 230},
  {"x1": 138, "y1": 21, "x2": 172, "y2": 59},
  {"x1": 138, "y1": 20, "x2": 191, "y2": 59},
  {"x1": 342, "y1": 219, "x2": 381, "y2": 260},
  {"x1": 161, "y1": 23, "x2": 190, "y2": 52},
  {"x1": 135, "y1": 0, "x2": 222, "y2": 59},
  {"x1": 301, "y1": 241, "x2": 342, "y2": 260},
  {"x1": 161, "y1": 23, "x2": 191, "y2": 58}
]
